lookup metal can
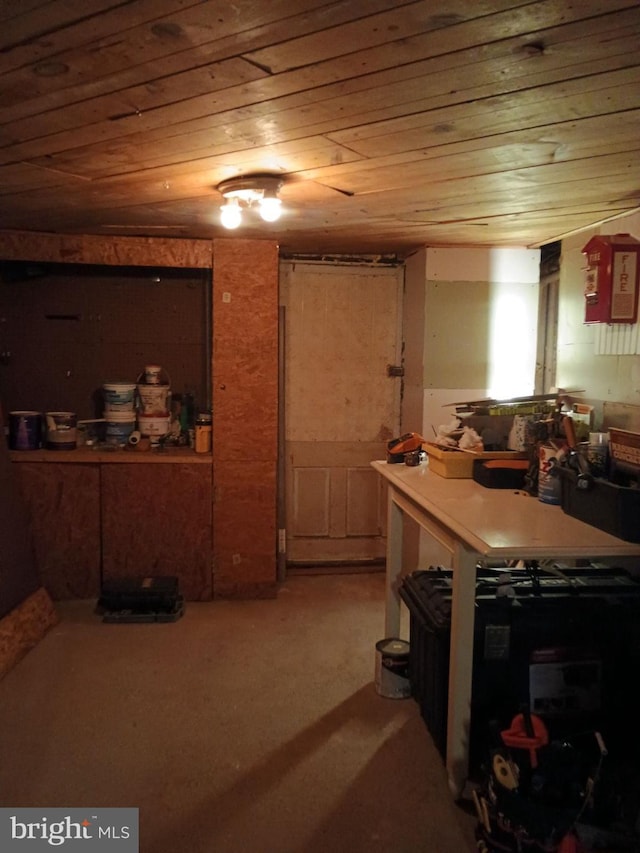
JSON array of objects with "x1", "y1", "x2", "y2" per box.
[{"x1": 194, "y1": 413, "x2": 212, "y2": 454}]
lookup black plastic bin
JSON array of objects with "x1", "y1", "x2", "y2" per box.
[
  {"x1": 399, "y1": 565, "x2": 640, "y2": 775},
  {"x1": 558, "y1": 466, "x2": 640, "y2": 542}
]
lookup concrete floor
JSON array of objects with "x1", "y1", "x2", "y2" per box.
[{"x1": 0, "y1": 573, "x2": 477, "y2": 852}]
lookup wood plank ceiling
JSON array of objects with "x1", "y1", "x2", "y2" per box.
[{"x1": 1, "y1": 0, "x2": 639, "y2": 257}]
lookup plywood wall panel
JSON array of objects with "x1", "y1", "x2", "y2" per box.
[
  {"x1": 0, "y1": 265, "x2": 209, "y2": 418},
  {"x1": 13, "y1": 462, "x2": 101, "y2": 600},
  {"x1": 0, "y1": 587, "x2": 58, "y2": 682},
  {"x1": 212, "y1": 238, "x2": 278, "y2": 597},
  {"x1": 212, "y1": 461, "x2": 277, "y2": 599},
  {"x1": 101, "y1": 463, "x2": 213, "y2": 601},
  {"x1": 212, "y1": 238, "x2": 278, "y2": 462},
  {"x1": 0, "y1": 430, "x2": 40, "y2": 616},
  {"x1": 0, "y1": 232, "x2": 212, "y2": 268}
]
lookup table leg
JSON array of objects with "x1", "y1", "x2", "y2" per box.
[
  {"x1": 384, "y1": 490, "x2": 404, "y2": 638},
  {"x1": 446, "y1": 541, "x2": 477, "y2": 798}
]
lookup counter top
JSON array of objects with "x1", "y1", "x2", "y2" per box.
[
  {"x1": 9, "y1": 447, "x2": 211, "y2": 464},
  {"x1": 372, "y1": 459, "x2": 640, "y2": 559}
]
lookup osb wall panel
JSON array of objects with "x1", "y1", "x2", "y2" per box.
[
  {"x1": 0, "y1": 230, "x2": 212, "y2": 269},
  {"x1": 212, "y1": 238, "x2": 278, "y2": 596},
  {"x1": 213, "y1": 461, "x2": 277, "y2": 599},
  {"x1": 0, "y1": 587, "x2": 58, "y2": 682},
  {"x1": 13, "y1": 462, "x2": 101, "y2": 600},
  {"x1": 212, "y1": 238, "x2": 278, "y2": 461},
  {"x1": 101, "y1": 463, "x2": 213, "y2": 601},
  {"x1": 0, "y1": 430, "x2": 40, "y2": 618},
  {"x1": 0, "y1": 266, "x2": 209, "y2": 418}
]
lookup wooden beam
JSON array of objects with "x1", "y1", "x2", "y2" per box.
[{"x1": 0, "y1": 230, "x2": 213, "y2": 267}]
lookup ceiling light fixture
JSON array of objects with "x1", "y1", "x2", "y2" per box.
[{"x1": 216, "y1": 174, "x2": 283, "y2": 229}]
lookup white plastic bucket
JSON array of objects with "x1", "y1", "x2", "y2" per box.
[
  {"x1": 138, "y1": 413, "x2": 171, "y2": 437},
  {"x1": 144, "y1": 364, "x2": 162, "y2": 384},
  {"x1": 45, "y1": 412, "x2": 77, "y2": 450},
  {"x1": 103, "y1": 382, "x2": 136, "y2": 412},
  {"x1": 137, "y1": 383, "x2": 170, "y2": 415},
  {"x1": 104, "y1": 411, "x2": 136, "y2": 445}
]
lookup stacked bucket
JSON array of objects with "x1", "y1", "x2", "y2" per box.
[
  {"x1": 103, "y1": 382, "x2": 137, "y2": 445},
  {"x1": 103, "y1": 366, "x2": 171, "y2": 446},
  {"x1": 136, "y1": 364, "x2": 171, "y2": 443}
]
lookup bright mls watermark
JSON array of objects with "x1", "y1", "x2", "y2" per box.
[{"x1": 0, "y1": 808, "x2": 138, "y2": 850}]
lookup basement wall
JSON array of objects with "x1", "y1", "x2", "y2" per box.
[
  {"x1": 404, "y1": 246, "x2": 541, "y2": 439},
  {"x1": 556, "y1": 209, "x2": 640, "y2": 430}
]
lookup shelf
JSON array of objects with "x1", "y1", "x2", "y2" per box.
[{"x1": 9, "y1": 447, "x2": 211, "y2": 464}]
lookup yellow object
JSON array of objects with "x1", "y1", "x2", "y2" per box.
[
  {"x1": 195, "y1": 415, "x2": 212, "y2": 454},
  {"x1": 423, "y1": 442, "x2": 527, "y2": 478}
]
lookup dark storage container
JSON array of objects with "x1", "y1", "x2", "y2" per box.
[
  {"x1": 472, "y1": 457, "x2": 529, "y2": 489},
  {"x1": 559, "y1": 467, "x2": 640, "y2": 542},
  {"x1": 400, "y1": 566, "x2": 640, "y2": 776},
  {"x1": 96, "y1": 576, "x2": 184, "y2": 622}
]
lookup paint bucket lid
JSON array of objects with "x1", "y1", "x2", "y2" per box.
[
  {"x1": 375, "y1": 638, "x2": 410, "y2": 657},
  {"x1": 103, "y1": 382, "x2": 136, "y2": 391},
  {"x1": 45, "y1": 411, "x2": 77, "y2": 425},
  {"x1": 104, "y1": 411, "x2": 136, "y2": 421}
]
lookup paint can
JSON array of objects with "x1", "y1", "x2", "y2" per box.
[
  {"x1": 137, "y1": 384, "x2": 171, "y2": 415},
  {"x1": 104, "y1": 411, "x2": 137, "y2": 446},
  {"x1": 103, "y1": 382, "x2": 136, "y2": 412},
  {"x1": 538, "y1": 443, "x2": 564, "y2": 504},
  {"x1": 375, "y1": 638, "x2": 411, "y2": 699},
  {"x1": 8, "y1": 411, "x2": 42, "y2": 450},
  {"x1": 45, "y1": 412, "x2": 77, "y2": 450},
  {"x1": 144, "y1": 364, "x2": 162, "y2": 384}
]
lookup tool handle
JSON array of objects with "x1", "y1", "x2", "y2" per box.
[{"x1": 563, "y1": 415, "x2": 577, "y2": 449}]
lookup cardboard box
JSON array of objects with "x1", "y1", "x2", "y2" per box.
[{"x1": 423, "y1": 442, "x2": 527, "y2": 478}]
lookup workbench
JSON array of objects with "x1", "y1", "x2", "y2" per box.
[{"x1": 371, "y1": 460, "x2": 640, "y2": 798}]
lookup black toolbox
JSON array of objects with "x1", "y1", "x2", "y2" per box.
[
  {"x1": 96, "y1": 576, "x2": 184, "y2": 622},
  {"x1": 399, "y1": 564, "x2": 640, "y2": 774}
]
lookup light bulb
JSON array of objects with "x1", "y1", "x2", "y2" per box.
[
  {"x1": 259, "y1": 195, "x2": 282, "y2": 222},
  {"x1": 220, "y1": 198, "x2": 242, "y2": 229}
]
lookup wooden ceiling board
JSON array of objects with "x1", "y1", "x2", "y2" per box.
[
  {"x1": 0, "y1": 1, "x2": 360, "y2": 123},
  {"x1": 34, "y1": 9, "x2": 639, "y2": 184},
  {"x1": 0, "y1": 0, "x2": 398, "y2": 112},
  {"x1": 0, "y1": 6, "x2": 627, "y2": 161},
  {"x1": 0, "y1": 0, "x2": 639, "y2": 255},
  {"x1": 243, "y1": 0, "x2": 635, "y2": 73},
  {"x1": 0, "y1": 3, "x2": 619, "y2": 151},
  {"x1": 300, "y1": 111, "x2": 640, "y2": 188}
]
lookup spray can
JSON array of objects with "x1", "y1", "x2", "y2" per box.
[{"x1": 194, "y1": 413, "x2": 212, "y2": 454}]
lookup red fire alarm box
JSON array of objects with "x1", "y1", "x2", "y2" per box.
[{"x1": 582, "y1": 233, "x2": 640, "y2": 324}]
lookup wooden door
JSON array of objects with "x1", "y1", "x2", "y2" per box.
[{"x1": 280, "y1": 261, "x2": 403, "y2": 566}]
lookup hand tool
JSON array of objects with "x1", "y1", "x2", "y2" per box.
[{"x1": 563, "y1": 416, "x2": 593, "y2": 490}]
